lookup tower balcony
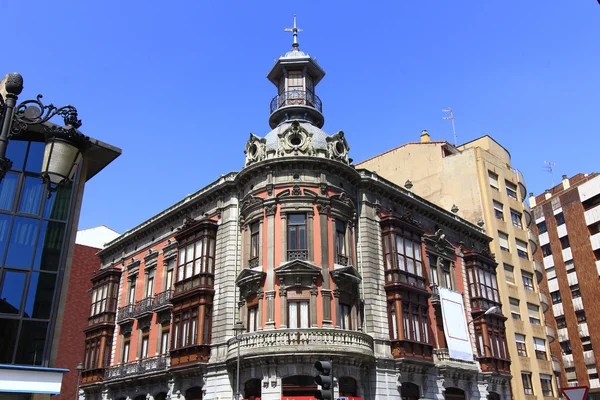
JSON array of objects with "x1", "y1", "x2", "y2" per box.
[
  {"x1": 269, "y1": 90, "x2": 324, "y2": 128},
  {"x1": 226, "y1": 328, "x2": 373, "y2": 362}
]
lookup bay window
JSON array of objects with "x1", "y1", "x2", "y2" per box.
[
  {"x1": 176, "y1": 230, "x2": 216, "y2": 284},
  {"x1": 388, "y1": 301, "x2": 428, "y2": 344},
  {"x1": 382, "y1": 229, "x2": 425, "y2": 288},
  {"x1": 172, "y1": 307, "x2": 208, "y2": 349}
]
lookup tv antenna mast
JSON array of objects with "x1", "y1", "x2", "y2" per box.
[
  {"x1": 442, "y1": 108, "x2": 457, "y2": 145},
  {"x1": 543, "y1": 161, "x2": 556, "y2": 186}
]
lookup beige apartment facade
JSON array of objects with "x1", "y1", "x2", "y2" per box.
[{"x1": 358, "y1": 132, "x2": 559, "y2": 399}]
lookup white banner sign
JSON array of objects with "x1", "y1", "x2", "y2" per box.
[{"x1": 439, "y1": 287, "x2": 474, "y2": 362}]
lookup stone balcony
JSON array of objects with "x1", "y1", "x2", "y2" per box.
[
  {"x1": 552, "y1": 355, "x2": 561, "y2": 373},
  {"x1": 226, "y1": 328, "x2": 374, "y2": 362},
  {"x1": 539, "y1": 291, "x2": 549, "y2": 312},
  {"x1": 546, "y1": 324, "x2": 556, "y2": 343},
  {"x1": 433, "y1": 348, "x2": 479, "y2": 371},
  {"x1": 104, "y1": 355, "x2": 170, "y2": 382}
]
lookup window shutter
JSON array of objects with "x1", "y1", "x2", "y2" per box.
[
  {"x1": 489, "y1": 171, "x2": 499, "y2": 188},
  {"x1": 504, "y1": 264, "x2": 515, "y2": 282},
  {"x1": 515, "y1": 334, "x2": 525, "y2": 343},
  {"x1": 528, "y1": 303, "x2": 540, "y2": 319},
  {"x1": 516, "y1": 239, "x2": 528, "y2": 253},
  {"x1": 498, "y1": 232, "x2": 509, "y2": 248},
  {"x1": 534, "y1": 338, "x2": 546, "y2": 351},
  {"x1": 493, "y1": 201, "x2": 503, "y2": 211},
  {"x1": 510, "y1": 298, "x2": 520, "y2": 313}
]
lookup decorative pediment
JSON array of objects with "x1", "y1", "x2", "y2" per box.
[
  {"x1": 275, "y1": 259, "x2": 320, "y2": 288},
  {"x1": 244, "y1": 133, "x2": 267, "y2": 166},
  {"x1": 144, "y1": 249, "x2": 159, "y2": 269},
  {"x1": 236, "y1": 269, "x2": 266, "y2": 299},
  {"x1": 277, "y1": 121, "x2": 315, "y2": 156},
  {"x1": 174, "y1": 216, "x2": 218, "y2": 241},
  {"x1": 423, "y1": 229, "x2": 456, "y2": 256},
  {"x1": 240, "y1": 194, "x2": 264, "y2": 212},
  {"x1": 326, "y1": 130, "x2": 350, "y2": 164}
]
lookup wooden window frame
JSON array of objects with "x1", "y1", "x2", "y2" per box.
[
  {"x1": 176, "y1": 229, "x2": 216, "y2": 283},
  {"x1": 382, "y1": 228, "x2": 425, "y2": 288},
  {"x1": 287, "y1": 299, "x2": 309, "y2": 329},
  {"x1": 287, "y1": 214, "x2": 307, "y2": 251}
]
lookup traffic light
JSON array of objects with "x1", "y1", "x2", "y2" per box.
[{"x1": 314, "y1": 360, "x2": 333, "y2": 400}]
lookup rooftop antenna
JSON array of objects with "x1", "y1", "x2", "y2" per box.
[
  {"x1": 543, "y1": 161, "x2": 556, "y2": 186},
  {"x1": 442, "y1": 108, "x2": 457, "y2": 146}
]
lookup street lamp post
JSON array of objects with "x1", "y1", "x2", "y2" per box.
[
  {"x1": 0, "y1": 72, "x2": 89, "y2": 193},
  {"x1": 469, "y1": 305, "x2": 501, "y2": 325},
  {"x1": 75, "y1": 362, "x2": 84, "y2": 400},
  {"x1": 233, "y1": 319, "x2": 244, "y2": 400}
]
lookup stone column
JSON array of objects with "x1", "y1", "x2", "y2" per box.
[
  {"x1": 257, "y1": 289, "x2": 264, "y2": 331},
  {"x1": 333, "y1": 289, "x2": 341, "y2": 328},
  {"x1": 265, "y1": 290, "x2": 276, "y2": 329},
  {"x1": 280, "y1": 213, "x2": 288, "y2": 263},
  {"x1": 310, "y1": 285, "x2": 318, "y2": 328},
  {"x1": 258, "y1": 219, "x2": 264, "y2": 267},
  {"x1": 266, "y1": 205, "x2": 276, "y2": 291},
  {"x1": 307, "y1": 211, "x2": 314, "y2": 261},
  {"x1": 279, "y1": 286, "x2": 288, "y2": 328},
  {"x1": 322, "y1": 289, "x2": 332, "y2": 325}
]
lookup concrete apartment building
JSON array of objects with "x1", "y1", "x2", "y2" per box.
[
  {"x1": 358, "y1": 133, "x2": 559, "y2": 399},
  {"x1": 530, "y1": 173, "x2": 600, "y2": 398},
  {"x1": 79, "y1": 23, "x2": 513, "y2": 400}
]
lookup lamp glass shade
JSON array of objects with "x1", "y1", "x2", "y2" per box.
[{"x1": 42, "y1": 137, "x2": 82, "y2": 185}]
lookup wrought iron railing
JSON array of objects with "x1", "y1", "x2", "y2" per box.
[
  {"x1": 269, "y1": 90, "x2": 322, "y2": 114},
  {"x1": 249, "y1": 257, "x2": 260, "y2": 269},
  {"x1": 116, "y1": 304, "x2": 135, "y2": 323},
  {"x1": 287, "y1": 249, "x2": 308, "y2": 261},
  {"x1": 104, "y1": 356, "x2": 169, "y2": 381},
  {"x1": 134, "y1": 297, "x2": 154, "y2": 317},
  {"x1": 336, "y1": 254, "x2": 349, "y2": 266},
  {"x1": 153, "y1": 290, "x2": 173, "y2": 310}
]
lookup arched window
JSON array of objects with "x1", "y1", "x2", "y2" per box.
[
  {"x1": 339, "y1": 377, "x2": 358, "y2": 397},
  {"x1": 186, "y1": 386, "x2": 203, "y2": 400},
  {"x1": 401, "y1": 382, "x2": 419, "y2": 400},
  {"x1": 244, "y1": 378, "x2": 262, "y2": 399},
  {"x1": 281, "y1": 375, "x2": 317, "y2": 397},
  {"x1": 445, "y1": 387, "x2": 466, "y2": 400}
]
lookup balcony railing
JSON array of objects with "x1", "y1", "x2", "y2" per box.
[
  {"x1": 287, "y1": 249, "x2": 308, "y2": 262},
  {"x1": 134, "y1": 297, "x2": 154, "y2": 318},
  {"x1": 153, "y1": 290, "x2": 173, "y2": 311},
  {"x1": 539, "y1": 291, "x2": 549, "y2": 312},
  {"x1": 584, "y1": 349, "x2": 595, "y2": 365},
  {"x1": 551, "y1": 355, "x2": 561, "y2": 373},
  {"x1": 116, "y1": 304, "x2": 135, "y2": 324},
  {"x1": 226, "y1": 328, "x2": 373, "y2": 361},
  {"x1": 336, "y1": 254, "x2": 349, "y2": 266},
  {"x1": 104, "y1": 356, "x2": 169, "y2": 381},
  {"x1": 546, "y1": 324, "x2": 556, "y2": 343},
  {"x1": 434, "y1": 348, "x2": 478, "y2": 370},
  {"x1": 591, "y1": 378, "x2": 600, "y2": 389},
  {"x1": 270, "y1": 90, "x2": 322, "y2": 114},
  {"x1": 579, "y1": 322, "x2": 589, "y2": 338},
  {"x1": 563, "y1": 353, "x2": 574, "y2": 368}
]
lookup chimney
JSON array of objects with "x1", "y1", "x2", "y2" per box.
[
  {"x1": 544, "y1": 190, "x2": 551, "y2": 200},
  {"x1": 420, "y1": 130, "x2": 430, "y2": 143},
  {"x1": 529, "y1": 192, "x2": 536, "y2": 208},
  {"x1": 562, "y1": 174, "x2": 570, "y2": 190}
]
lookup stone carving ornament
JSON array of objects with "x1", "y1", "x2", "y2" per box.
[
  {"x1": 277, "y1": 121, "x2": 315, "y2": 156},
  {"x1": 244, "y1": 133, "x2": 267, "y2": 165},
  {"x1": 326, "y1": 130, "x2": 350, "y2": 164}
]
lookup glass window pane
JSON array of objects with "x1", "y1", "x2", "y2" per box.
[
  {"x1": 0, "y1": 214, "x2": 11, "y2": 262},
  {"x1": 0, "y1": 270, "x2": 27, "y2": 313},
  {"x1": 15, "y1": 320, "x2": 48, "y2": 365},
  {"x1": 25, "y1": 141, "x2": 44, "y2": 173},
  {"x1": 33, "y1": 221, "x2": 65, "y2": 271},
  {"x1": 5, "y1": 217, "x2": 39, "y2": 268},
  {"x1": 289, "y1": 229, "x2": 297, "y2": 250},
  {"x1": 0, "y1": 172, "x2": 19, "y2": 211},
  {"x1": 24, "y1": 272, "x2": 56, "y2": 319},
  {"x1": 288, "y1": 214, "x2": 305, "y2": 225},
  {"x1": 0, "y1": 318, "x2": 19, "y2": 363},
  {"x1": 43, "y1": 182, "x2": 72, "y2": 220},
  {"x1": 6, "y1": 140, "x2": 28, "y2": 172},
  {"x1": 18, "y1": 176, "x2": 44, "y2": 215},
  {"x1": 299, "y1": 226, "x2": 306, "y2": 249}
]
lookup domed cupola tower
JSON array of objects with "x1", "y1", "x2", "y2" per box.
[
  {"x1": 244, "y1": 16, "x2": 351, "y2": 168},
  {"x1": 267, "y1": 15, "x2": 325, "y2": 129}
]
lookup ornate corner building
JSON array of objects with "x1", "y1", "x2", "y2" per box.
[{"x1": 79, "y1": 20, "x2": 511, "y2": 400}]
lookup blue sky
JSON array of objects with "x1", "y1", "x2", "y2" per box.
[{"x1": 2, "y1": 1, "x2": 599, "y2": 234}]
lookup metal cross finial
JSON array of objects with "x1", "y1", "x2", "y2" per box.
[{"x1": 284, "y1": 14, "x2": 302, "y2": 48}]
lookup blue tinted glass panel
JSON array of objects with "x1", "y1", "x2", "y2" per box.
[
  {"x1": 33, "y1": 221, "x2": 65, "y2": 272},
  {"x1": 0, "y1": 172, "x2": 18, "y2": 211},
  {"x1": 0, "y1": 214, "x2": 11, "y2": 262},
  {"x1": 43, "y1": 182, "x2": 72, "y2": 221},
  {"x1": 5, "y1": 217, "x2": 39, "y2": 268},
  {"x1": 15, "y1": 320, "x2": 47, "y2": 365},
  {"x1": 25, "y1": 141, "x2": 44, "y2": 173},
  {"x1": 0, "y1": 270, "x2": 27, "y2": 314},
  {"x1": 18, "y1": 176, "x2": 44, "y2": 215},
  {"x1": 24, "y1": 271, "x2": 56, "y2": 319},
  {"x1": 0, "y1": 318, "x2": 19, "y2": 363},
  {"x1": 6, "y1": 140, "x2": 27, "y2": 171}
]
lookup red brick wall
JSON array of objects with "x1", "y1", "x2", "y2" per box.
[{"x1": 54, "y1": 244, "x2": 101, "y2": 400}]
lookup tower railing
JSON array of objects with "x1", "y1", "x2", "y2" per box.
[{"x1": 270, "y1": 90, "x2": 322, "y2": 114}]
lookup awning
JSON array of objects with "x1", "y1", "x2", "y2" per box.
[{"x1": 0, "y1": 364, "x2": 68, "y2": 395}]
